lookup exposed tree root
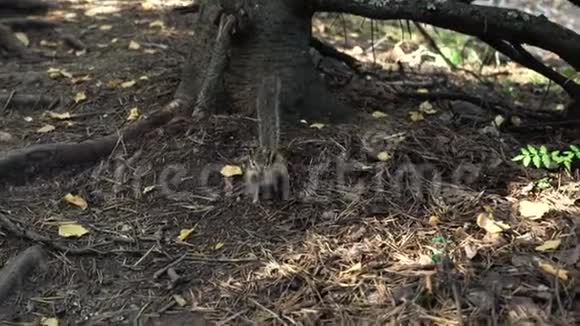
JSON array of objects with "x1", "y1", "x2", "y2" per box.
[
  {"x1": 0, "y1": 17, "x2": 59, "y2": 30},
  {"x1": 0, "y1": 14, "x2": 237, "y2": 184},
  {"x1": 0, "y1": 23, "x2": 37, "y2": 59},
  {"x1": 0, "y1": 99, "x2": 182, "y2": 182},
  {"x1": 0, "y1": 93, "x2": 58, "y2": 112},
  {"x1": 0, "y1": 0, "x2": 53, "y2": 17},
  {"x1": 0, "y1": 244, "x2": 47, "y2": 305}
]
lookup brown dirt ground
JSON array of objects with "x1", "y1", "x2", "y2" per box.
[{"x1": 1, "y1": 0, "x2": 580, "y2": 325}]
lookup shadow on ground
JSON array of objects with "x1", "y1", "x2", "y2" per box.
[{"x1": 0, "y1": 0, "x2": 579, "y2": 325}]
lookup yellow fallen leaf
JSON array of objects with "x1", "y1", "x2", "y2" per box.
[
  {"x1": 215, "y1": 242, "x2": 224, "y2": 250},
  {"x1": 409, "y1": 111, "x2": 424, "y2": 122},
  {"x1": 340, "y1": 262, "x2": 362, "y2": 275},
  {"x1": 139, "y1": 75, "x2": 149, "y2": 81},
  {"x1": 518, "y1": 200, "x2": 551, "y2": 220},
  {"x1": 128, "y1": 40, "x2": 141, "y2": 50},
  {"x1": 417, "y1": 88, "x2": 429, "y2": 94},
  {"x1": 476, "y1": 212, "x2": 510, "y2": 233},
  {"x1": 14, "y1": 32, "x2": 30, "y2": 47},
  {"x1": 372, "y1": 111, "x2": 387, "y2": 118},
  {"x1": 58, "y1": 223, "x2": 89, "y2": 238},
  {"x1": 121, "y1": 80, "x2": 136, "y2": 88},
  {"x1": 111, "y1": 38, "x2": 118, "y2": 43},
  {"x1": 221, "y1": 164, "x2": 242, "y2": 177},
  {"x1": 310, "y1": 123, "x2": 325, "y2": 129},
  {"x1": 428, "y1": 215, "x2": 440, "y2": 226},
  {"x1": 178, "y1": 228, "x2": 195, "y2": 241},
  {"x1": 74, "y1": 92, "x2": 87, "y2": 103},
  {"x1": 63, "y1": 193, "x2": 88, "y2": 210},
  {"x1": 37, "y1": 124, "x2": 56, "y2": 133},
  {"x1": 105, "y1": 79, "x2": 123, "y2": 89},
  {"x1": 494, "y1": 115, "x2": 505, "y2": 127},
  {"x1": 59, "y1": 70, "x2": 73, "y2": 79},
  {"x1": 538, "y1": 260, "x2": 568, "y2": 280},
  {"x1": 40, "y1": 40, "x2": 59, "y2": 48},
  {"x1": 47, "y1": 111, "x2": 72, "y2": 120},
  {"x1": 173, "y1": 294, "x2": 187, "y2": 307},
  {"x1": 143, "y1": 185, "x2": 156, "y2": 194},
  {"x1": 48, "y1": 68, "x2": 73, "y2": 79},
  {"x1": 149, "y1": 20, "x2": 165, "y2": 29},
  {"x1": 377, "y1": 151, "x2": 391, "y2": 161},
  {"x1": 127, "y1": 107, "x2": 140, "y2": 121},
  {"x1": 418, "y1": 101, "x2": 437, "y2": 114},
  {"x1": 535, "y1": 239, "x2": 561, "y2": 252},
  {"x1": 41, "y1": 317, "x2": 59, "y2": 326},
  {"x1": 510, "y1": 115, "x2": 522, "y2": 127},
  {"x1": 71, "y1": 75, "x2": 91, "y2": 84},
  {"x1": 99, "y1": 24, "x2": 113, "y2": 31}
]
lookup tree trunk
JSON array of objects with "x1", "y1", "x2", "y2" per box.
[{"x1": 174, "y1": 0, "x2": 353, "y2": 124}]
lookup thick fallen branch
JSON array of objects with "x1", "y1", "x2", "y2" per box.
[
  {"x1": 0, "y1": 93, "x2": 58, "y2": 112},
  {"x1": 0, "y1": 244, "x2": 47, "y2": 305},
  {"x1": 313, "y1": 0, "x2": 580, "y2": 71}
]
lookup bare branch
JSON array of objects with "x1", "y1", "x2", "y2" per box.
[{"x1": 313, "y1": 0, "x2": 580, "y2": 71}]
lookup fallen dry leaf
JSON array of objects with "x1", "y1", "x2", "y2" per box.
[
  {"x1": 377, "y1": 151, "x2": 391, "y2": 162},
  {"x1": 340, "y1": 262, "x2": 362, "y2": 275},
  {"x1": 518, "y1": 200, "x2": 551, "y2": 220},
  {"x1": 494, "y1": 115, "x2": 506, "y2": 127},
  {"x1": 537, "y1": 260, "x2": 568, "y2": 280},
  {"x1": 74, "y1": 91, "x2": 87, "y2": 103},
  {"x1": 127, "y1": 107, "x2": 140, "y2": 121},
  {"x1": 221, "y1": 165, "x2": 242, "y2": 177},
  {"x1": 310, "y1": 123, "x2": 325, "y2": 129},
  {"x1": 121, "y1": 80, "x2": 137, "y2": 88},
  {"x1": 14, "y1": 32, "x2": 30, "y2": 47},
  {"x1": 47, "y1": 111, "x2": 72, "y2": 120},
  {"x1": 71, "y1": 75, "x2": 91, "y2": 84},
  {"x1": 99, "y1": 24, "x2": 113, "y2": 31},
  {"x1": 41, "y1": 317, "x2": 59, "y2": 326},
  {"x1": 149, "y1": 20, "x2": 165, "y2": 29},
  {"x1": 63, "y1": 193, "x2": 88, "y2": 210},
  {"x1": 215, "y1": 242, "x2": 224, "y2": 250},
  {"x1": 128, "y1": 40, "x2": 141, "y2": 50},
  {"x1": 418, "y1": 101, "x2": 437, "y2": 115},
  {"x1": 58, "y1": 223, "x2": 89, "y2": 238},
  {"x1": 372, "y1": 111, "x2": 387, "y2": 118},
  {"x1": 535, "y1": 239, "x2": 561, "y2": 252},
  {"x1": 178, "y1": 228, "x2": 195, "y2": 241},
  {"x1": 409, "y1": 111, "x2": 425, "y2": 122},
  {"x1": 37, "y1": 124, "x2": 56, "y2": 133},
  {"x1": 428, "y1": 215, "x2": 441, "y2": 226},
  {"x1": 173, "y1": 294, "x2": 187, "y2": 307},
  {"x1": 417, "y1": 88, "x2": 429, "y2": 94},
  {"x1": 476, "y1": 212, "x2": 510, "y2": 233}
]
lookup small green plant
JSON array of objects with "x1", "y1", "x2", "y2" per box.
[
  {"x1": 512, "y1": 144, "x2": 580, "y2": 171},
  {"x1": 430, "y1": 235, "x2": 449, "y2": 264},
  {"x1": 534, "y1": 177, "x2": 552, "y2": 190}
]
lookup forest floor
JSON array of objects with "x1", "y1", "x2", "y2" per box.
[{"x1": 1, "y1": 0, "x2": 579, "y2": 325}]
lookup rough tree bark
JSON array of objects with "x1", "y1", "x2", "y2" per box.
[{"x1": 174, "y1": 0, "x2": 354, "y2": 124}]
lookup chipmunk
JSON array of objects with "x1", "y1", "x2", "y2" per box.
[{"x1": 245, "y1": 75, "x2": 290, "y2": 203}]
